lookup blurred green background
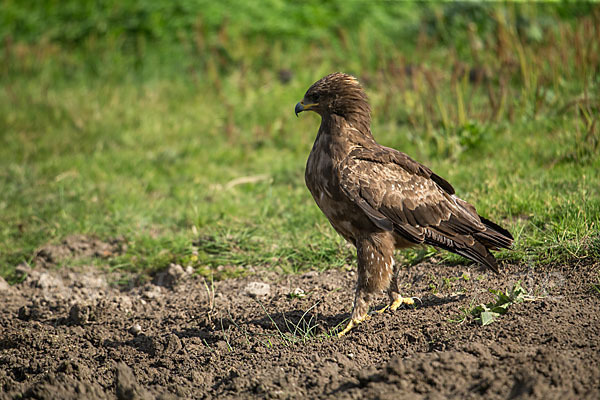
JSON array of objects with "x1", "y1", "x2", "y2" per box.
[{"x1": 1, "y1": 1, "x2": 599, "y2": 281}]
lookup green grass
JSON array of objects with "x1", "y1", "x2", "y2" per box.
[{"x1": 1, "y1": 3, "x2": 599, "y2": 281}]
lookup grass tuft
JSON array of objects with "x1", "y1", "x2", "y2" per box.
[{"x1": 1, "y1": 3, "x2": 598, "y2": 280}]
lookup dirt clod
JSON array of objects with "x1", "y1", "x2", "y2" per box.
[
  {"x1": 0, "y1": 262, "x2": 598, "y2": 399},
  {"x1": 115, "y1": 363, "x2": 152, "y2": 400},
  {"x1": 153, "y1": 263, "x2": 186, "y2": 288},
  {"x1": 67, "y1": 303, "x2": 94, "y2": 325},
  {"x1": 244, "y1": 281, "x2": 271, "y2": 297},
  {"x1": 0, "y1": 276, "x2": 11, "y2": 292},
  {"x1": 17, "y1": 303, "x2": 43, "y2": 321}
]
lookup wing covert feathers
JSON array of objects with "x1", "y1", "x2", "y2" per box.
[{"x1": 338, "y1": 147, "x2": 513, "y2": 273}]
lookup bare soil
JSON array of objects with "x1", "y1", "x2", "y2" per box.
[{"x1": 1, "y1": 238, "x2": 599, "y2": 399}]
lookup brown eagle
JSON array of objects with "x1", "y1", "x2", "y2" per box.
[{"x1": 295, "y1": 73, "x2": 513, "y2": 336}]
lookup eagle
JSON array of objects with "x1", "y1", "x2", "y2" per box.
[{"x1": 295, "y1": 72, "x2": 513, "y2": 336}]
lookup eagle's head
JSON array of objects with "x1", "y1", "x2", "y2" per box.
[{"x1": 295, "y1": 72, "x2": 371, "y2": 122}]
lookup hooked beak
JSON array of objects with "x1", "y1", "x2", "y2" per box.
[{"x1": 295, "y1": 101, "x2": 318, "y2": 117}]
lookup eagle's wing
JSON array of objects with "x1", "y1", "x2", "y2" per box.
[{"x1": 338, "y1": 146, "x2": 511, "y2": 272}]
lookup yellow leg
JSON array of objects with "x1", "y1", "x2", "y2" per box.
[
  {"x1": 338, "y1": 314, "x2": 370, "y2": 337},
  {"x1": 375, "y1": 304, "x2": 389, "y2": 314},
  {"x1": 390, "y1": 296, "x2": 416, "y2": 311}
]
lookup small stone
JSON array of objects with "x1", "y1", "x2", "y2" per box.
[
  {"x1": 290, "y1": 287, "x2": 306, "y2": 298},
  {"x1": 129, "y1": 324, "x2": 142, "y2": 336},
  {"x1": 244, "y1": 282, "x2": 271, "y2": 298}
]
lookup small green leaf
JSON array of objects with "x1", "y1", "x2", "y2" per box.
[
  {"x1": 469, "y1": 281, "x2": 529, "y2": 326},
  {"x1": 480, "y1": 310, "x2": 498, "y2": 326}
]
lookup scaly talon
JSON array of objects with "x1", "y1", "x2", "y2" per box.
[
  {"x1": 375, "y1": 304, "x2": 389, "y2": 314},
  {"x1": 390, "y1": 296, "x2": 418, "y2": 311},
  {"x1": 338, "y1": 314, "x2": 370, "y2": 337}
]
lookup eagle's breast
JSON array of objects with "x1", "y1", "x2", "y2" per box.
[{"x1": 305, "y1": 128, "x2": 374, "y2": 243}]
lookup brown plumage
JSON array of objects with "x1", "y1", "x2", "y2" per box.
[{"x1": 295, "y1": 72, "x2": 513, "y2": 336}]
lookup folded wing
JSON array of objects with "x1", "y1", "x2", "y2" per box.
[{"x1": 338, "y1": 146, "x2": 513, "y2": 272}]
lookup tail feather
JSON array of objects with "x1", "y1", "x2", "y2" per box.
[
  {"x1": 423, "y1": 215, "x2": 513, "y2": 274},
  {"x1": 475, "y1": 216, "x2": 514, "y2": 250},
  {"x1": 423, "y1": 229, "x2": 500, "y2": 274},
  {"x1": 454, "y1": 242, "x2": 499, "y2": 274}
]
